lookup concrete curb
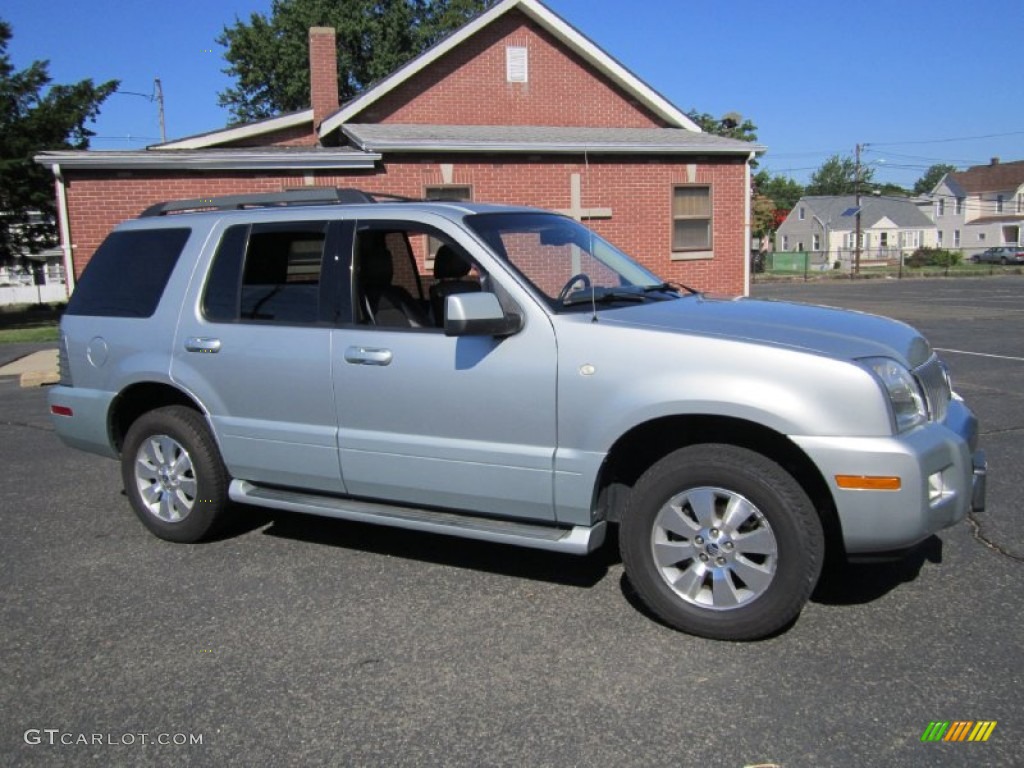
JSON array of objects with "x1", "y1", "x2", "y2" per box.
[{"x1": 0, "y1": 349, "x2": 59, "y2": 388}]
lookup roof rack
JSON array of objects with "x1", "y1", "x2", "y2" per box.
[{"x1": 139, "y1": 187, "x2": 416, "y2": 217}]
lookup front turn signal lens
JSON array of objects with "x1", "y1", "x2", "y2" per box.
[{"x1": 835, "y1": 475, "x2": 902, "y2": 491}]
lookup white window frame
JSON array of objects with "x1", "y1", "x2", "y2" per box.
[{"x1": 936, "y1": 199, "x2": 945, "y2": 217}]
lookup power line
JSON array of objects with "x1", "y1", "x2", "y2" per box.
[{"x1": 866, "y1": 130, "x2": 1024, "y2": 147}]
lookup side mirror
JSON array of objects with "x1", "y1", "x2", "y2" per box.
[{"x1": 444, "y1": 293, "x2": 521, "y2": 338}]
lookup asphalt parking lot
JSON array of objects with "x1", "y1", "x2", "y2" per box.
[{"x1": 2, "y1": 276, "x2": 1021, "y2": 767}]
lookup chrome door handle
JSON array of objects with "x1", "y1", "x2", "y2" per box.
[
  {"x1": 344, "y1": 346, "x2": 393, "y2": 366},
  {"x1": 185, "y1": 337, "x2": 222, "y2": 353}
]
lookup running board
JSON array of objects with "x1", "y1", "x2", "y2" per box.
[{"x1": 229, "y1": 480, "x2": 606, "y2": 555}]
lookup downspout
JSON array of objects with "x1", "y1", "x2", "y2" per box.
[
  {"x1": 51, "y1": 163, "x2": 75, "y2": 297},
  {"x1": 744, "y1": 151, "x2": 754, "y2": 296}
]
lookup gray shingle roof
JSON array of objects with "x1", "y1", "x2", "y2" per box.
[
  {"x1": 797, "y1": 195, "x2": 934, "y2": 230},
  {"x1": 342, "y1": 123, "x2": 763, "y2": 155}
]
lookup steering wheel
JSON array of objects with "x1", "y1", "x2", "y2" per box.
[{"x1": 557, "y1": 273, "x2": 592, "y2": 303}]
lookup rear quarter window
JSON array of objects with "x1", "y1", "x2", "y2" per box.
[{"x1": 66, "y1": 228, "x2": 191, "y2": 318}]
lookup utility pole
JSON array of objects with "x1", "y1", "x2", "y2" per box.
[
  {"x1": 154, "y1": 78, "x2": 166, "y2": 143},
  {"x1": 854, "y1": 143, "x2": 862, "y2": 276}
]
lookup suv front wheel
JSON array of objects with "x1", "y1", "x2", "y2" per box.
[
  {"x1": 121, "y1": 406, "x2": 229, "y2": 543},
  {"x1": 620, "y1": 444, "x2": 824, "y2": 640}
]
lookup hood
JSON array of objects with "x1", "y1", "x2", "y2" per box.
[{"x1": 597, "y1": 295, "x2": 932, "y2": 367}]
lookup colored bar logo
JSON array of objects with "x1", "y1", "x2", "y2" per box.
[{"x1": 921, "y1": 721, "x2": 997, "y2": 742}]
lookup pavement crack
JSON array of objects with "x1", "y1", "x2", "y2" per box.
[
  {"x1": 0, "y1": 420, "x2": 54, "y2": 433},
  {"x1": 980, "y1": 426, "x2": 1024, "y2": 437},
  {"x1": 966, "y1": 511, "x2": 1024, "y2": 563}
]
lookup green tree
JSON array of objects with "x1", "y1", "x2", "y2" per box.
[
  {"x1": 685, "y1": 109, "x2": 759, "y2": 144},
  {"x1": 805, "y1": 154, "x2": 872, "y2": 196},
  {"x1": 218, "y1": 0, "x2": 496, "y2": 124},
  {"x1": 0, "y1": 19, "x2": 117, "y2": 265},
  {"x1": 913, "y1": 163, "x2": 957, "y2": 196},
  {"x1": 753, "y1": 170, "x2": 803, "y2": 211}
]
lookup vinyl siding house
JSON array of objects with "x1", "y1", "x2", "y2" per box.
[
  {"x1": 774, "y1": 195, "x2": 936, "y2": 270},
  {"x1": 35, "y1": 0, "x2": 763, "y2": 297},
  {"x1": 930, "y1": 158, "x2": 1024, "y2": 257}
]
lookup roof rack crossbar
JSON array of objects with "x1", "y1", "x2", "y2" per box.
[{"x1": 139, "y1": 187, "x2": 415, "y2": 217}]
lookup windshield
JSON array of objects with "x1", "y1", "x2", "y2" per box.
[{"x1": 465, "y1": 212, "x2": 684, "y2": 311}]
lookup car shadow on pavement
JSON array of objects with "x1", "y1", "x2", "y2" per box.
[
  {"x1": 253, "y1": 506, "x2": 616, "y2": 589},
  {"x1": 811, "y1": 535, "x2": 943, "y2": 606}
]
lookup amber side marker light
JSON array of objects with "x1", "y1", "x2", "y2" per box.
[
  {"x1": 835, "y1": 475, "x2": 902, "y2": 491},
  {"x1": 50, "y1": 405, "x2": 73, "y2": 417}
]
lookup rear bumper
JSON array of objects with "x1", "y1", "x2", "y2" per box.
[
  {"x1": 47, "y1": 385, "x2": 118, "y2": 459},
  {"x1": 793, "y1": 397, "x2": 984, "y2": 555}
]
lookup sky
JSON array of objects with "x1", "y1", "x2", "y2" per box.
[{"x1": 5, "y1": 0, "x2": 1023, "y2": 189}]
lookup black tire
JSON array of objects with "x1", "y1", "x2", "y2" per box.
[
  {"x1": 121, "y1": 405, "x2": 229, "y2": 543},
  {"x1": 620, "y1": 444, "x2": 824, "y2": 640}
]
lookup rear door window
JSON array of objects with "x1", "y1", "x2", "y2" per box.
[{"x1": 203, "y1": 221, "x2": 341, "y2": 325}]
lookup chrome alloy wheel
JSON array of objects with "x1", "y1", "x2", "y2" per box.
[
  {"x1": 133, "y1": 434, "x2": 198, "y2": 523},
  {"x1": 651, "y1": 486, "x2": 779, "y2": 610}
]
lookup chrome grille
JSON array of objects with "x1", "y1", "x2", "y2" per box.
[{"x1": 915, "y1": 356, "x2": 950, "y2": 423}]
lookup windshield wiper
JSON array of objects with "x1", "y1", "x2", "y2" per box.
[
  {"x1": 561, "y1": 287, "x2": 648, "y2": 307},
  {"x1": 643, "y1": 281, "x2": 701, "y2": 296}
]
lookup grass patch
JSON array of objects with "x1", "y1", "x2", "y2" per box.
[
  {"x1": 0, "y1": 325, "x2": 59, "y2": 343},
  {"x1": 0, "y1": 303, "x2": 63, "y2": 343}
]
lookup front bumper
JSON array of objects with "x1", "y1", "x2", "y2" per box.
[{"x1": 793, "y1": 397, "x2": 985, "y2": 555}]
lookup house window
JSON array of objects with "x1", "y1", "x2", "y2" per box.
[
  {"x1": 900, "y1": 230, "x2": 921, "y2": 248},
  {"x1": 798, "y1": 207, "x2": 806, "y2": 221},
  {"x1": 506, "y1": 46, "x2": 528, "y2": 83},
  {"x1": 955, "y1": 197, "x2": 964, "y2": 215},
  {"x1": 812, "y1": 233, "x2": 820, "y2": 250},
  {"x1": 1017, "y1": 193, "x2": 1023, "y2": 214},
  {"x1": 937, "y1": 230, "x2": 944, "y2": 246},
  {"x1": 424, "y1": 186, "x2": 472, "y2": 267},
  {"x1": 936, "y1": 199, "x2": 945, "y2": 217},
  {"x1": 954, "y1": 230, "x2": 961, "y2": 247},
  {"x1": 978, "y1": 232, "x2": 986, "y2": 242},
  {"x1": 671, "y1": 185, "x2": 712, "y2": 252},
  {"x1": 781, "y1": 235, "x2": 789, "y2": 251},
  {"x1": 879, "y1": 232, "x2": 888, "y2": 248},
  {"x1": 997, "y1": 194, "x2": 1004, "y2": 213}
]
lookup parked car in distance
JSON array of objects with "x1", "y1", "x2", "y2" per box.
[
  {"x1": 970, "y1": 246, "x2": 1024, "y2": 265},
  {"x1": 48, "y1": 188, "x2": 986, "y2": 641}
]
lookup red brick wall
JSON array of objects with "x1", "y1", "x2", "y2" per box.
[
  {"x1": 61, "y1": 156, "x2": 747, "y2": 294},
  {"x1": 357, "y1": 9, "x2": 667, "y2": 129},
  {"x1": 220, "y1": 122, "x2": 318, "y2": 148}
]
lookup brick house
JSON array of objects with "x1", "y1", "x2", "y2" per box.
[{"x1": 36, "y1": 0, "x2": 762, "y2": 295}]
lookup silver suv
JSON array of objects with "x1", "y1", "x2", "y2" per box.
[{"x1": 49, "y1": 188, "x2": 986, "y2": 640}]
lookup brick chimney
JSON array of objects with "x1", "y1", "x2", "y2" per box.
[{"x1": 309, "y1": 27, "x2": 339, "y2": 130}]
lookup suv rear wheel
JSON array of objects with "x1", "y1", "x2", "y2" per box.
[
  {"x1": 620, "y1": 444, "x2": 824, "y2": 640},
  {"x1": 121, "y1": 406, "x2": 229, "y2": 542}
]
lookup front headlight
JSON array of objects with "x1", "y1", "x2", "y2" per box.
[{"x1": 861, "y1": 357, "x2": 928, "y2": 433}]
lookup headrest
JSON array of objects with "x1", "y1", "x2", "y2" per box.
[
  {"x1": 434, "y1": 245, "x2": 472, "y2": 280},
  {"x1": 361, "y1": 247, "x2": 393, "y2": 288}
]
